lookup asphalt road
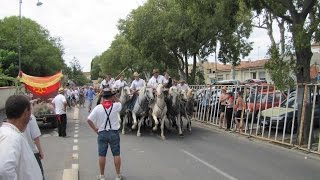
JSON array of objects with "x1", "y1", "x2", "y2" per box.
[{"x1": 39, "y1": 105, "x2": 320, "y2": 180}]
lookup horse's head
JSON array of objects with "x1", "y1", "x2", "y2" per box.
[
  {"x1": 187, "y1": 89, "x2": 195, "y2": 100},
  {"x1": 144, "y1": 87, "x2": 154, "y2": 102},
  {"x1": 169, "y1": 86, "x2": 179, "y2": 105},
  {"x1": 156, "y1": 84, "x2": 165, "y2": 97},
  {"x1": 124, "y1": 86, "x2": 131, "y2": 95},
  {"x1": 180, "y1": 89, "x2": 188, "y2": 101}
]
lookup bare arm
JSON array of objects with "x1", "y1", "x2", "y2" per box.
[
  {"x1": 87, "y1": 120, "x2": 98, "y2": 134},
  {"x1": 34, "y1": 137, "x2": 44, "y2": 159}
]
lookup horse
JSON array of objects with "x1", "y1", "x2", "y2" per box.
[
  {"x1": 167, "y1": 86, "x2": 184, "y2": 137},
  {"x1": 117, "y1": 86, "x2": 132, "y2": 134},
  {"x1": 151, "y1": 84, "x2": 168, "y2": 140},
  {"x1": 131, "y1": 86, "x2": 154, "y2": 137},
  {"x1": 183, "y1": 89, "x2": 194, "y2": 132}
]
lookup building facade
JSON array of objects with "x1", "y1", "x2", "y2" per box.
[{"x1": 196, "y1": 44, "x2": 320, "y2": 85}]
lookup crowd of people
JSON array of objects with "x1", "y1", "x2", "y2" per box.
[{"x1": 0, "y1": 68, "x2": 191, "y2": 180}]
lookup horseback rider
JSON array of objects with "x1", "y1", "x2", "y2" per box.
[
  {"x1": 127, "y1": 72, "x2": 145, "y2": 111},
  {"x1": 98, "y1": 74, "x2": 115, "y2": 105},
  {"x1": 113, "y1": 73, "x2": 127, "y2": 91},
  {"x1": 147, "y1": 68, "x2": 166, "y2": 90},
  {"x1": 100, "y1": 74, "x2": 115, "y2": 90},
  {"x1": 163, "y1": 71, "x2": 172, "y2": 89},
  {"x1": 177, "y1": 79, "x2": 190, "y2": 91}
]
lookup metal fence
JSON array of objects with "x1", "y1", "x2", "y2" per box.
[{"x1": 190, "y1": 84, "x2": 320, "y2": 155}]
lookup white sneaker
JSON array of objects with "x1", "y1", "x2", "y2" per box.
[
  {"x1": 115, "y1": 174, "x2": 122, "y2": 180},
  {"x1": 97, "y1": 175, "x2": 106, "y2": 180}
]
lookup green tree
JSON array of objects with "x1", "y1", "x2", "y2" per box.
[
  {"x1": 64, "y1": 57, "x2": 89, "y2": 86},
  {"x1": 90, "y1": 56, "x2": 101, "y2": 80},
  {"x1": 245, "y1": 0, "x2": 320, "y2": 144},
  {"x1": 0, "y1": 16, "x2": 64, "y2": 77}
]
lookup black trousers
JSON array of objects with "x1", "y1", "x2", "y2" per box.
[
  {"x1": 58, "y1": 114, "x2": 67, "y2": 137},
  {"x1": 225, "y1": 108, "x2": 233, "y2": 129},
  {"x1": 34, "y1": 153, "x2": 45, "y2": 180}
]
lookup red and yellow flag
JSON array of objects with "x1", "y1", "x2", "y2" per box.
[{"x1": 19, "y1": 71, "x2": 63, "y2": 96}]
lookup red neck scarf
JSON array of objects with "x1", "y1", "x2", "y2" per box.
[{"x1": 102, "y1": 100, "x2": 113, "y2": 109}]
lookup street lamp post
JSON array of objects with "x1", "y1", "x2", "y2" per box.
[
  {"x1": 18, "y1": 0, "x2": 43, "y2": 73},
  {"x1": 18, "y1": 0, "x2": 22, "y2": 73}
]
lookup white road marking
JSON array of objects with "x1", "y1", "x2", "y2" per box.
[
  {"x1": 181, "y1": 149, "x2": 238, "y2": 180},
  {"x1": 74, "y1": 134, "x2": 78, "y2": 138},
  {"x1": 75, "y1": 120, "x2": 80, "y2": 123},
  {"x1": 73, "y1": 145, "x2": 78, "y2": 151},
  {"x1": 75, "y1": 124, "x2": 79, "y2": 127},
  {"x1": 75, "y1": 126, "x2": 79, "y2": 130},
  {"x1": 74, "y1": 139, "x2": 78, "y2": 143},
  {"x1": 73, "y1": 107, "x2": 79, "y2": 120},
  {"x1": 75, "y1": 130, "x2": 79, "y2": 133},
  {"x1": 72, "y1": 153, "x2": 79, "y2": 159},
  {"x1": 72, "y1": 164, "x2": 79, "y2": 169}
]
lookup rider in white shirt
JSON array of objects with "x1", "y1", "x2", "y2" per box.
[
  {"x1": 147, "y1": 68, "x2": 165, "y2": 89},
  {"x1": 130, "y1": 72, "x2": 145, "y2": 92},
  {"x1": 178, "y1": 80, "x2": 190, "y2": 91},
  {"x1": 100, "y1": 74, "x2": 115, "y2": 89},
  {"x1": 128, "y1": 72, "x2": 145, "y2": 111},
  {"x1": 113, "y1": 74, "x2": 127, "y2": 90}
]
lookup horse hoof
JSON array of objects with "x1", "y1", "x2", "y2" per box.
[
  {"x1": 152, "y1": 127, "x2": 158, "y2": 131},
  {"x1": 161, "y1": 136, "x2": 166, "y2": 140},
  {"x1": 179, "y1": 134, "x2": 184, "y2": 138},
  {"x1": 137, "y1": 133, "x2": 141, "y2": 137},
  {"x1": 122, "y1": 131, "x2": 125, "y2": 135},
  {"x1": 132, "y1": 125, "x2": 137, "y2": 129}
]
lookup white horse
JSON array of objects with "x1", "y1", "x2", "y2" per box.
[
  {"x1": 118, "y1": 86, "x2": 132, "y2": 134},
  {"x1": 132, "y1": 86, "x2": 154, "y2": 137},
  {"x1": 152, "y1": 84, "x2": 168, "y2": 140}
]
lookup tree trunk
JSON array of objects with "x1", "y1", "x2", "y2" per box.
[
  {"x1": 184, "y1": 50, "x2": 188, "y2": 82},
  {"x1": 191, "y1": 53, "x2": 197, "y2": 84},
  {"x1": 278, "y1": 19, "x2": 285, "y2": 55},
  {"x1": 265, "y1": 11, "x2": 276, "y2": 46},
  {"x1": 293, "y1": 29, "x2": 313, "y2": 145}
]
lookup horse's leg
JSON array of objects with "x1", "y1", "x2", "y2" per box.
[
  {"x1": 137, "y1": 116, "x2": 143, "y2": 137},
  {"x1": 122, "y1": 113, "x2": 127, "y2": 135},
  {"x1": 176, "y1": 112, "x2": 183, "y2": 137},
  {"x1": 160, "y1": 116, "x2": 166, "y2": 140},
  {"x1": 132, "y1": 111, "x2": 138, "y2": 129},
  {"x1": 152, "y1": 113, "x2": 159, "y2": 131},
  {"x1": 187, "y1": 115, "x2": 192, "y2": 132}
]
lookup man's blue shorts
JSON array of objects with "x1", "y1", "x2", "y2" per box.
[{"x1": 97, "y1": 130, "x2": 120, "y2": 157}]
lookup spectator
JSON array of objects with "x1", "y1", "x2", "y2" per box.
[
  {"x1": 87, "y1": 89, "x2": 122, "y2": 180},
  {"x1": 219, "y1": 87, "x2": 228, "y2": 129},
  {"x1": 86, "y1": 86, "x2": 96, "y2": 112},
  {"x1": 225, "y1": 91, "x2": 234, "y2": 131},
  {"x1": 234, "y1": 91, "x2": 245, "y2": 132},
  {"x1": 23, "y1": 114, "x2": 45, "y2": 180},
  {"x1": 52, "y1": 88, "x2": 68, "y2": 137},
  {"x1": 0, "y1": 95, "x2": 42, "y2": 180}
]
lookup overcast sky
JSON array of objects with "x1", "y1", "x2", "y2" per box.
[{"x1": 0, "y1": 0, "x2": 276, "y2": 72}]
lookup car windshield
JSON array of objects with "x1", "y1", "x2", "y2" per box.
[
  {"x1": 280, "y1": 97, "x2": 296, "y2": 108},
  {"x1": 247, "y1": 92, "x2": 284, "y2": 103}
]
